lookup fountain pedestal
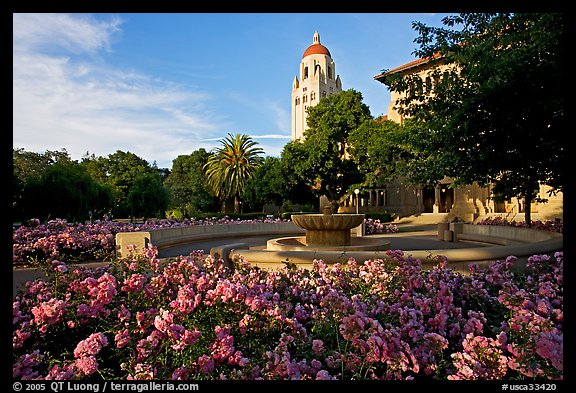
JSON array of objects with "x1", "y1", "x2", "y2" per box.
[
  {"x1": 305, "y1": 229, "x2": 351, "y2": 247},
  {"x1": 291, "y1": 213, "x2": 365, "y2": 247}
]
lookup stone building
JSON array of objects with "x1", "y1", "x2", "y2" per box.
[{"x1": 291, "y1": 32, "x2": 342, "y2": 141}]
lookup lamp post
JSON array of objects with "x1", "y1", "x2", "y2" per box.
[{"x1": 354, "y1": 189, "x2": 360, "y2": 214}]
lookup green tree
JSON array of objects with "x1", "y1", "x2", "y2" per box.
[
  {"x1": 13, "y1": 148, "x2": 73, "y2": 220},
  {"x1": 241, "y1": 156, "x2": 285, "y2": 213},
  {"x1": 285, "y1": 89, "x2": 371, "y2": 212},
  {"x1": 164, "y1": 149, "x2": 218, "y2": 216},
  {"x1": 20, "y1": 161, "x2": 113, "y2": 222},
  {"x1": 277, "y1": 144, "x2": 318, "y2": 211},
  {"x1": 382, "y1": 13, "x2": 563, "y2": 226},
  {"x1": 350, "y1": 117, "x2": 446, "y2": 190},
  {"x1": 204, "y1": 133, "x2": 265, "y2": 213},
  {"x1": 81, "y1": 150, "x2": 157, "y2": 218},
  {"x1": 125, "y1": 172, "x2": 169, "y2": 221},
  {"x1": 349, "y1": 118, "x2": 402, "y2": 189}
]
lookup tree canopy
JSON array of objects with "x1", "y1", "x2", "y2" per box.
[
  {"x1": 283, "y1": 89, "x2": 371, "y2": 211},
  {"x1": 81, "y1": 150, "x2": 163, "y2": 218},
  {"x1": 16, "y1": 159, "x2": 113, "y2": 222},
  {"x1": 164, "y1": 149, "x2": 219, "y2": 216}
]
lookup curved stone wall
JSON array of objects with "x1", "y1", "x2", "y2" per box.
[
  {"x1": 116, "y1": 222, "x2": 562, "y2": 273},
  {"x1": 115, "y1": 222, "x2": 305, "y2": 258}
]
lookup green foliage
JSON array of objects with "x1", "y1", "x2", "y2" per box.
[
  {"x1": 278, "y1": 143, "x2": 318, "y2": 208},
  {"x1": 364, "y1": 212, "x2": 393, "y2": 222},
  {"x1": 283, "y1": 89, "x2": 371, "y2": 209},
  {"x1": 81, "y1": 150, "x2": 160, "y2": 218},
  {"x1": 241, "y1": 156, "x2": 285, "y2": 212},
  {"x1": 18, "y1": 160, "x2": 113, "y2": 222},
  {"x1": 165, "y1": 209, "x2": 184, "y2": 221},
  {"x1": 13, "y1": 148, "x2": 174, "y2": 222},
  {"x1": 280, "y1": 208, "x2": 316, "y2": 220},
  {"x1": 349, "y1": 118, "x2": 425, "y2": 189},
  {"x1": 185, "y1": 212, "x2": 270, "y2": 221},
  {"x1": 125, "y1": 172, "x2": 169, "y2": 220},
  {"x1": 164, "y1": 149, "x2": 219, "y2": 216},
  {"x1": 13, "y1": 148, "x2": 74, "y2": 220}
]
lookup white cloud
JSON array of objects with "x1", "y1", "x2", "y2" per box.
[
  {"x1": 250, "y1": 134, "x2": 291, "y2": 139},
  {"x1": 13, "y1": 13, "x2": 225, "y2": 168},
  {"x1": 13, "y1": 13, "x2": 122, "y2": 54}
]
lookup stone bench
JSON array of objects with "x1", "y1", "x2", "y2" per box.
[{"x1": 209, "y1": 243, "x2": 250, "y2": 269}]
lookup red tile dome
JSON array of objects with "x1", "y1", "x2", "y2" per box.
[
  {"x1": 302, "y1": 31, "x2": 331, "y2": 58},
  {"x1": 302, "y1": 43, "x2": 331, "y2": 58}
]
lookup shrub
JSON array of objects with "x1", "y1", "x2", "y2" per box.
[{"x1": 364, "y1": 212, "x2": 393, "y2": 223}]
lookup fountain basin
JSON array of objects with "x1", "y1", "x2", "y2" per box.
[
  {"x1": 267, "y1": 236, "x2": 391, "y2": 252},
  {"x1": 291, "y1": 213, "x2": 365, "y2": 246}
]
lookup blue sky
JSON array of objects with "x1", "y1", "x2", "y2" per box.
[{"x1": 13, "y1": 13, "x2": 453, "y2": 169}]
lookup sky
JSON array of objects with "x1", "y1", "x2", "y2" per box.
[{"x1": 13, "y1": 12, "x2": 455, "y2": 169}]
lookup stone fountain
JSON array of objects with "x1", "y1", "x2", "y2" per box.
[
  {"x1": 211, "y1": 210, "x2": 391, "y2": 268},
  {"x1": 292, "y1": 213, "x2": 364, "y2": 246},
  {"x1": 266, "y1": 212, "x2": 390, "y2": 253}
]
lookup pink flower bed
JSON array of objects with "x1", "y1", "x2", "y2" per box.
[
  {"x1": 12, "y1": 217, "x2": 289, "y2": 267},
  {"x1": 13, "y1": 246, "x2": 563, "y2": 380}
]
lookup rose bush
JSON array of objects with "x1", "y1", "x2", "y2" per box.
[{"x1": 13, "y1": 245, "x2": 563, "y2": 380}]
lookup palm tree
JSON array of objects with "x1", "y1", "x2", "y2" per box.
[{"x1": 204, "y1": 133, "x2": 265, "y2": 213}]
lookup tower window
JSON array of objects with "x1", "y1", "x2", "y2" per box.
[
  {"x1": 304, "y1": 66, "x2": 309, "y2": 79},
  {"x1": 327, "y1": 66, "x2": 332, "y2": 79}
]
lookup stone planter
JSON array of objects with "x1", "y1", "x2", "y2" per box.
[
  {"x1": 437, "y1": 223, "x2": 450, "y2": 241},
  {"x1": 450, "y1": 222, "x2": 464, "y2": 243},
  {"x1": 443, "y1": 229, "x2": 453, "y2": 242}
]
